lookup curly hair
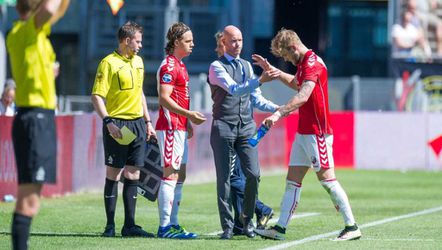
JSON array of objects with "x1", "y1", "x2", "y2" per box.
[
  {"x1": 270, "y1": 28, "x2": 301, "y2": 57},
  {"x1": 118, "y1": 21, "x2": 143, "y2": 42},
  {"x1": 165, "y1": 22, "x2": 191, "y2": 54}
]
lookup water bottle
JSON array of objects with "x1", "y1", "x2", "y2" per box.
[
  {"x1": 3, "y1": 194, "x2": 15, "y2": 202},
  {"x1": 248, "y1": 124, "x2": 269, "y2": 147}
]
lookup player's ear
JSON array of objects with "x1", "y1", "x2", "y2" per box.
[
  {"x1": 125, "y1": 37, "x2": 131, "y2": 45},
  {"x1": 174, "y1": 38, "x2": 180, "y2": 47}
]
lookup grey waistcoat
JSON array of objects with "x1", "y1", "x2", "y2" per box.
[{"x1": 209, "y1": 56, "x2": 253, "y2": 125}]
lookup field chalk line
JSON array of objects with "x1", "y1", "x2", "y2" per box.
[
  {"x1": 261, "y1": 205, "x2": 442, "y2": 250},
  {"x1": 204, "y1": 212, "x2": 320, "y2": 236}
]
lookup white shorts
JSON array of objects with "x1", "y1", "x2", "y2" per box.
[
  {"x1": 181, "y1": 139, "x2": 188, "y2": 165},
  {"x1": 157, "y1": 130, "x2": 187, "y2": 170},
  {"x1": 288, "y1": 133, "x2": 334, "y2": 172}
]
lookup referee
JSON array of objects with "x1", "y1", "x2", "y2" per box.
[
  {"x1": 91, "y1": 21, "x2": 156, "y2": 238},
  {"x1": 6, "y1": 1, "x2": 70, "y2": 249}
]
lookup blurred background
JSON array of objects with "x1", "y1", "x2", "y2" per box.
[
  {"x1": 1, "y1": 0, "x2": 442, "y2": 196},
  {"x1": 1, "y1": 0, "x2": 440, "y2": 113}
]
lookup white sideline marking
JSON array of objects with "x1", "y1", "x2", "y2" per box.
[
  {"x1": 361, "y1": 238, "x2": 435, "y2": 242},
  {"x1": 261, "y1": 205, "x2": 442, "y2": 250},
  {"x1": 204, "y1": 212, "x2": 320, "y2": 236}
]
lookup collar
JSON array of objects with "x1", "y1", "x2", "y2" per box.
[
  {"x1": 113, "y1": 50, "x2": 133, "y2": 62},
  {"x1": 300, "y1": 50, "x2": 314, "y2": 66},
  {"x1": 223, "y1": 53, "x2": 240, "y2": 62}
]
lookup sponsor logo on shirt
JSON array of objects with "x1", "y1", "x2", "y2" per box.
[{"x1": 162, "y1": 73, "x2": 172, "y2": 83}]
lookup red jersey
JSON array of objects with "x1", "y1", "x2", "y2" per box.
[
  {"x1": 156, "y1": 55, "x2": 190, "y2": 131},
  {"x1": 296, "y1": 50, "x2": 333, "y2": 135}
]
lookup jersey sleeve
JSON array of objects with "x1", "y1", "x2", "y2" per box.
[
  {"x1": 158, "y1": 63, "x2": 177, "y2": 86},
  {"x1": 302, "y1": 54, "x2": 319, "y2": 83},
  {"x1": 91, "y1": 60, "x2": 111, "y2": 97}
]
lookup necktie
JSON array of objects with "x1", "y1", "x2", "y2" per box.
[{"x1": 232, "y1": 59, "x2": 244, "y2": 83}]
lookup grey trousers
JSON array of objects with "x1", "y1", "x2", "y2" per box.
[{"x1": 210, "y1": 119, "x2": 260, "y2": 231}]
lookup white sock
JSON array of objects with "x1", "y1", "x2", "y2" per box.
[
  {"x1": 158, "y1": 179, "x2": 177, "y2": 227},
  {"x1": 320, "y1": 178, "x2": 355, "y2": 226},
  {"x1": 276, "y1": 180, "x2": 302, "y2": 229},
  {"x1": 170, "y1": 182, "x2": 183, "y2": 226}
]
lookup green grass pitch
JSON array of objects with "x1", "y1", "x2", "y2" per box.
[{"x1": 1, "y1": 169, "x2": 442, "y2": 249}]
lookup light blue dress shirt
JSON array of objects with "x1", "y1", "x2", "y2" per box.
[{"x1": 208, "y1": 53, "x2": 278, "y2": 113}]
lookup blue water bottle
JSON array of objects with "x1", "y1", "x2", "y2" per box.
[{"x1": 248, "y1": 124, "x2": 270, "y2": 147}]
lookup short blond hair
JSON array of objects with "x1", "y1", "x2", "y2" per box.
[{"x1": 271, "y1": 28, "x2": 301, "y2": 57}]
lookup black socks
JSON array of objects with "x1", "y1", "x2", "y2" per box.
[
  {"x1": 122, "y1": 179, "x2": 138, "y2": 228},
  {"x1": 104, "y1": 178, "x2": 118, "y2": 226},
  {"x1": 11, "y1": 213, "x2": 32, "y2": 250}
]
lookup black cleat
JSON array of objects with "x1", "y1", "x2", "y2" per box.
[
  {"x1": 233, "y1": 225, "x2": 244, "y2": 236},
  {"x1": 220, "y1": 228, "x2": 233, "y2": 240},
  {"x1": 102, "y1": 224, "x2": 115, "y2": 237},
  {"x1": 121, "y1": 225, "x2": 155, "y2": 238},
  {"x1": 241, "y1": 215, "x2": 256, "y2": 238}
]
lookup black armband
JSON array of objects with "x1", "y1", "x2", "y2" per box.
[
  {"x1": 145, "y1": 120, "x2": 152, "y2": 124},
  {"x1": 103, "y1": 116, "x2": 114, "y2": 125}
]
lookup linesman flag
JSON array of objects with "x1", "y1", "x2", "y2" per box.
[
  {"x1": 107, "y1": 0, "x2": 124, "y2": 15},
  {"x1": 428, "y1": 134, "x2": 442, "y2": 158}
]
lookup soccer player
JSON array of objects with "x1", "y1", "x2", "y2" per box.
[
  {"x1": 6, "y1": 0, "x2": 70, "y2": 249},
  {"x1": 91, "y1": 21, "x2": 156, "y2": 238},
  {"x1": 156, "y1": 22, "x2": 206, "y2": 239},
  {"x1": 253, "y1": 28, "x2": 362, "y2": 241}
]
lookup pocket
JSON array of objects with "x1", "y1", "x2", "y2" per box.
[
  {"x1": 117, "y1": 67, "x2": 134, "y2": 90},
  {"x1": 136, "y1": 67, "x2": 144, "y2": 88}
]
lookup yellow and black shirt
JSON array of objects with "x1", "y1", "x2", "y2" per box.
[
  {"x1": 92, "y1": 51, "x2": 144, "y2": 119},
  {"x1": 6, "y1": 15, "x2": 56, "y2": 109}
]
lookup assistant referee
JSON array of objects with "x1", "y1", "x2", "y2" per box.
[{"x1": 6, "y1": 1, "x2": 70, "y2": 249}]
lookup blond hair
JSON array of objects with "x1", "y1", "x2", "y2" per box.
[
  {"x1": 270, "y1": 28, "x2": 301, "y2": 57},
  {"x1": 214, "y1": 31, "x2": 223, "y2": 42}
]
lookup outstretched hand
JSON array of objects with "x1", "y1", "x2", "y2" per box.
[
  {"x1": 263, "y1": 112, "x2": 281, "y2": 128},
  {"x1": 188, "y1": 111, "x2": 207, "y2": 125},
  {"x1": 259, "y1": 68, "x2": 281, "y2": 84},
  {"x1": 252, "y1": 54, "x2": 273, "y2": 71}
]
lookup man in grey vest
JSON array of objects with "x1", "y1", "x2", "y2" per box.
[{"x1": 208, "y1": 25, "x2": 280, "y2": 239}]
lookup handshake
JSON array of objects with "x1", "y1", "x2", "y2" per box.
[{"x1": 252, "y1": 54, "x2": 281, "y2": 84}]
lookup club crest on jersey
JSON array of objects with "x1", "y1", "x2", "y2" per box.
[
  {"x1": 311, "y1": 156, "x2": 318, "y2": 165},
  {"x1": 162, "y1": 73, "x2": 172, "y2": 83},
  {"x1": 307, "y1": 54, "x2": 315, "y2": 67}
]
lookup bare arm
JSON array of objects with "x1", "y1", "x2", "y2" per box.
[
  {"x1": 91, "y1": 94, "x2": 123, "y2": 139},
  {"x1": 263, "y1": 80, "x2": 315, "y2": 128},
  {"x1": 279, "y1": 80, "x2": 315, "y2": 116},
  {"x1": 50, "y1": 0, "x2": 70, "y2": 24},
  {"x1": 142, "y1": 93, "x2": 156, "y2": 140},
  {"x1": 91, "y1": 94, "x2": 109, "y2": 119},
  {"x1": 278, "y1": 71, "x2": 298, "y2": 90},
  {"x1": 159, "y1": 85, "x2": 206, "y2": 125},
  {"x1": 159, "y1": 85, "x2": 191, "y2": 117},
  {"x1": 34, "y1": 0, "x2": 70, "y2": 29},
  {"x1": 252, "y1": 54, "x2": 298, "y2": 90}
]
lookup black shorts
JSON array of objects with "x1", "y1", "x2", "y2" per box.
[
  {"x1": 12, "y1": 108, "x2": 57, "y2": 184},
  {"x1": 103, "y1": 117, "x2": 146, "y2": 168}
]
